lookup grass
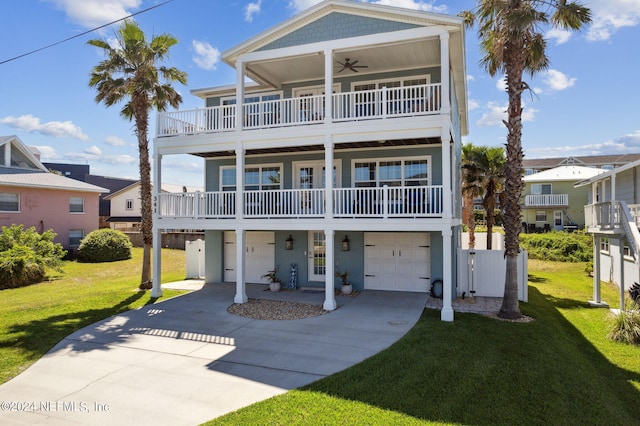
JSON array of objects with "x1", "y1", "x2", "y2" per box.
[
  {"x1": 206, "y1": 260, "x2": 640, "y2": 425},
  {"x1": 0, "y1": 248, "x2": 188, "y2": 385}
]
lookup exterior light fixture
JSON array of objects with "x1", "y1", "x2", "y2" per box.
[
  {"x1": 285, "y1": 234, "x2": 293, "y2": 250},
  {"x1": 342, "y1": 235, "x2": 350, "y2": 251}
]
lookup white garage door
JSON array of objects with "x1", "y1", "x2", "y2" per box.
[
  {"x1": 224, "y1": 231, "x2": 275, "y2": 284},
  {"x1": 364, "y1": 232, "x2": 430, "y2": 292}
]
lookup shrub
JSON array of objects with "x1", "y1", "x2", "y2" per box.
[
  {"x1": 520, "y1": 231, "x2": 592, "y2": 262},
  {"x1": 77, "y1": 229, "x2": 132, "y2": 263},
  {"x1": 0, "y1": 225, "x2": 65, "y2": 289},
  {"x1": 608, "y1": 310, "x2": 640, "y2": 345}
]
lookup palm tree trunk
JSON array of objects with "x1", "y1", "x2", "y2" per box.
[{"x1": 135, "y1": 94, "x2": 153, "y2": 290}]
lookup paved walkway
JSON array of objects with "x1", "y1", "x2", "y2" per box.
[{"x1": 0, "y1": 283, "x2": 427, "y2": 426}]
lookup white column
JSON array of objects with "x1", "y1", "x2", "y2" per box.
[
  {"x1": 235, "y1": 60, "x2": 245, "y2": 131},
  {"x1": 324, "y1": 139, "x2": 334, "y2": 220},
  {"x1": 234, "y1": 229, "x2": 248, "y2": 304},
  {"x1": 593, "y1": 235, "x2": 601, "y2": 303},
  {"x1": 151, "y1": 152, "x2": 163, "y2": 298},
  {"x1": 323, "y1": 230, "x2": 337, "y2": 311},
  {"x1": 235, "y1": 147, "x2": 244, "y2": 219},
  {"x1": 324, "y1": 49, "x2": 333, "y2": 125},
  {"x1": 441, "y1": 129, "x2": 452, "y2": 219},
  {"x1": 439, "y1": 31, "x2": 450, "y2": 115},
  {"x1": 441, "y1": 228, "x2": 454, "y2": 321},
  {"x1": 4, "y1": 142, "x2": 10, "y2": 167}
]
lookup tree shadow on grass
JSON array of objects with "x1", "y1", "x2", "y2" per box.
[
  {"x1": 528, "y1": 273, "x2": 547, "y2": 283},
  {"x1": 297, "y1": 287, "x2": 640, "y2": 425},
  {"x1": 0, "y1": 291, "x2": 148, "y2": 360}
]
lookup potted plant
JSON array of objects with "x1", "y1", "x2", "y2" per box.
[
  {"x1": 336, "y1": 269, "x2": 352, "y2": 295},
  {"x1": 262, "y1": 268, "x2": 281, "y2": 292}
]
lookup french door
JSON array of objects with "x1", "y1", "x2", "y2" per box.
[{"x1": 308, "y1": 231, "x2": 326, "y2": 282}]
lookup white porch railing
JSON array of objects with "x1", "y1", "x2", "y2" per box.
[
  {"x1": 157, "y1": 186, "x2": 444, "y2": 219},
  {"x1": 585, "y1": 201, "x2": 640, "y2": 262},
  {"x1": 156, "y1": 84, "x2": 441, "y2": 137},
  {"x1": 524, "y1": 194, "x2": 568, "y2": 207}
]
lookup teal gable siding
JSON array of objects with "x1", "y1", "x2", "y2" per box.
[{"x1": 258, "y1": 13, "x2": 421, "y2": 51}]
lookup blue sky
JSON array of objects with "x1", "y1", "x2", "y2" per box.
[{"x1": 1, "y1": 0, "x2": 639, "y2": 187}]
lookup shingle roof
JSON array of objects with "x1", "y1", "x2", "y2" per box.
[
  {"x1": 0, "y1": 172, "x2": 108, "y2": 193},
  {"x1": 523, "y1": 153, "x2": 640, "y2": 169},
  {"x1": 524, "y1": 165, "x2": 606, "y2": 183}
]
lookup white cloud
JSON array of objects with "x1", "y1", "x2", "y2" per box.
[
  {"x1": 496, "y1": 77, "x2": 507, "y2": 92},
  {"x1": 527, "y1": 130, "x2": 640, "y2": 157},
  {"x1": 45, "y1": 0, "x2": 141, "y2": 29},
  {"x1": 0, "y1": 114, "x2": 89, "y2": 141},
  {"x1": 288, "y1": 0, "x2": 322, "y2": 13},
  {"x1": 467, "y1": 74, "x2": 475, "y2": 82},
  {"x1": 468, "y1": 99, "x2": 480, "y2": 111},
  {"x1": 586, "y1": 0, "x2": 640, "y2": 41},
  {"x1": 542, "y1": 69, "x2": 576, "y2": 91},
  {"x1": 245, "y1": 0, "x2": 262, "y2": 22},
  {"x1": 34, "y1": 146, "x2": 62, "y2": 160},
  {"x1": 546, "y1": 27, "x2": 572, "y2": 45},
  {"x1": 192, "y1": 40, "x2": 220, "y2": 71},
  {"x1": 476, "y1": 101, "x2": 538, "y2": 127},
  {"x1": 164, "y1": 160, "x2": 203, "y2": 173},
  {"x1": 104, "y1": 135, "x2": 127, "y2": 146},
  {"x1": 101, "y1": 154, "x2": 137, "y2": 165},
  {"x1": 85, "y1": 145, "x2": 102, "y2": 155}
]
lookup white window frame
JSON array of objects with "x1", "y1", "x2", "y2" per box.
[
  {"x1": 292, "y1": 159, "x2": 341, "y2": 189},
  {"x1": 220, "y1": 163, "x2": 283, "y2": 191},
  {"x1": 600, "y1": 237, "x2": 609, "y2": 253},
  {"x1": 531, "y1": 184, "x2": 552, "y2": 195},
  {"x1": 69, "y1": 229, "x2": 84, "y2": 248},
  {"x1": 69, "y1": 196, "x2": 84, "y2": 214},
  {"x1": 220, "y1": 90, "x2": 283, "y2": 106},
  {"x1": 0, "y1": 192, "x2": 20, "y2": 212},
  {"x1": 535, "y1": 210, "x2": 547, "y2": 222},
  {"x1": 351, "y1": 156, "x2": 432, "y2": 188},
  {"x1": 125, "y1": 199, "x2": 134, "y2": 210},
  {"x1": 350, "y1": 75, "x2": 431, "y2": 92}
]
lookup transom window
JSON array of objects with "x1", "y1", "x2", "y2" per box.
[
  {"x1": 221, "y1": 165, "x2": 282, "y2": 191},
  {"x1": 0, "y1": 193, "x2": 19, "y2": 212},
  {"x1": 69, "y1": 196, "x2": 84, "y2": 213},
  {"x1": 353, "y1": 157, "x2": 429, "y2": 188}
]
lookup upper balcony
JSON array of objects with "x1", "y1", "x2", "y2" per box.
[
  {"x1": 157, "y1": 84, "x2": 441, "y2": 138},
  {"x1": 523, "y1": 194, "x2": 569, "y2": 208}
]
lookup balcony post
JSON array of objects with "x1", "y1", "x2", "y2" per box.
[
  {"x1": 234, "y1": 229, "x2": 248, "y2": 304},
  {"x1": 324, "y1": 140, "x2": 334, "y2": 219},
  {"x1": 439, "y1": 31, "x2": 450, "y2": 115},
  {"x1": 235, "y1": 147, "x2": 245, "y2": 219},
  {"x1": 441, "y1": 129, "x2": 452, "y2": 219},
  {"x1": 441, "y1": 227, "x2": 454, "y2": 321},
  {"x1": 324, "y1": 49, "x2": 333, "y2": 124},
  {"x1": 235, "y1": 60, "x2": 245, "y2": 131}
]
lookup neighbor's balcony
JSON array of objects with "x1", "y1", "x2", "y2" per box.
[
  {"x1": 156, "y1": 83, "x2": 441, "y2": 137},
  {"x1": 584, "y1": 201, "x2": 640, "y2": 230},
  {"x1": 524, "y1": 194, "x2": 569, "y2": 207},
  {"x1": 157, "y1": 185, "x2": 444, "y2": 219}
]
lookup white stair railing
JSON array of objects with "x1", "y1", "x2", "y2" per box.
[{"x1": 618, "y1": 201, "x2": 640, "y2": 264}]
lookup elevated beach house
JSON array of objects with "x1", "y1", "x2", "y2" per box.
[{"x1": 151, "y1": 0, "x2": 468, "y2": 321}]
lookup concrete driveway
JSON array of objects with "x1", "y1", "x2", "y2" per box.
[{"x1": 0, "y1": 283, "x2": 427, "y2": 425}]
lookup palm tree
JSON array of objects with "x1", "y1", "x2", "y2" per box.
[
  {"x1": 88, "y1": 20, "x2": 187, "y2": 289},
  {"x1": 462, "y1": 1, "x2": 590, "y2": 319},
  {"x1": 462, "y1": 143, "x2": 483, "y2": 249},
  {"x1": 462, "y1": 144, "x2": 505, "y2": 250}
]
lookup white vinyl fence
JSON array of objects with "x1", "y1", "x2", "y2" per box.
[{"x1": 457, "y1": 249, "x2": 528, "y2": 302}]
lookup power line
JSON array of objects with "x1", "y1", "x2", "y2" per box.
[{"x1": 0, "y1": 0, "x2": 175, "y2": 65}]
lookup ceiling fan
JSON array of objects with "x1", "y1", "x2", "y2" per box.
[{"x1": 337, "y1": 58, "x2": 368, "y2": 73}]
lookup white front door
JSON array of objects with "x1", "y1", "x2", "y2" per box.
[
  {"x1": 224, "y1": 231, "x2": 275, "y2": 283},
  {"x1": 308, "y1": 231, "x2": 326, "y2": 282},
  {"x1": 364, "y1": 232, "x2": 430, "y2": 292}
]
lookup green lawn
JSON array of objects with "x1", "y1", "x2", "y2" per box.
[
  {"x1": 207, "y1": 260, "x2": 640, "y2": 425},
  {"x1": 0, "y1": 248, "x2": 188, "y2": 384}
]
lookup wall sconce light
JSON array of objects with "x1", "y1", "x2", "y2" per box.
[
  {"x1": 342, "y1": 235, "x2": 350, "y2": 251},
  {"x1": 285, "y1": 234, "x2": 293, "y2": 250}
]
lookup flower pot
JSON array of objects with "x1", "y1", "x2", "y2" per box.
[
  {"x1": 341, "y1": 283, "x2": 353, "y2": 295},
  {"x1": 270, "y1": 281, "x2": 281, "y2": 292}
]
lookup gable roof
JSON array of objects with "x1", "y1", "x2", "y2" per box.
[
  {"x1": 523, "y1": 153, "x2": 640, "y2": 170},
  {"x1": 524, "y1": 166, "x2": 607, "y2": 183},
  {"x1": 0, "y1": 135, "x2": 49, "y2": 172},
  {"x1": 575, "y1": 158, "x2": 640, "y2": 188},
  {"x1": 0, "y1": 172, "x2": 108, "y2": 193},
  {"x1": 103, "y1": 182, "x2": 204, "y2": 200}
]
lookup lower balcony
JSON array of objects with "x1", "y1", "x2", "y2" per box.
[
  {"x1": 585, "y1": 201, "x2": 640, "y2": 230},
  {"x1": 157, "y1": 185, "x2": 443, "y2": 219},
  {"x1": 524, "y1": 194, "x2": 569, "y2": 207}
]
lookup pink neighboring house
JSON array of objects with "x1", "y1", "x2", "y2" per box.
[{"x1": 0, "y1": 136, "x2": 108, "y2": 249}]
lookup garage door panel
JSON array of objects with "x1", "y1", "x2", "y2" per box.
[{"x1": 224, "y1": 231, "x2": 274, "y2": 284}]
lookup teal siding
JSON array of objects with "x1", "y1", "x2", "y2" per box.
[
  {"x1": 204, "y1": 230, "x2": 224, "y2": 283},
  {"x1": 258, "y1": 13, "x2": 420, "y2": 51}
]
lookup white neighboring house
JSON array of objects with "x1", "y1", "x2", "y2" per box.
[
  {"x1": 577, "y1": 159, "x2": 640, "y2": 310},
  {"x1": 151, "y1": 0, "x2": 468, "y2": 321},
  {"x1": 105, "y1": 182, "x2": 202, "y2": 231}
]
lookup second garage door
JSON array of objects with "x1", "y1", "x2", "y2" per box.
[{"x1": 364, "y1": 232, "x2": 430, "y2": 292}]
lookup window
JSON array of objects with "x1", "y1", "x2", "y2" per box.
[
  {"x1": 531, "y1": 184, "x2": 552, "y2": 195},
  {"x1": 70, "y1": 197, "x2": 84, "y2": 213},
  {"x1": 535, "y1": 211, "x2": 547, "y2": 222},
  {"x1": 69, "y1": 230, "x2": 84, "y2": 248},
  {"x1": 600, "y1": 237, "x2": 609, "y2": 253},
  {"x1": 353, "y1": 157, "x2": 430, "y2": 187},
  {"x1": 126, "y1": 199, "x2": 134, "y2": 210},
  {"x1": 220, "y1": 165, "x2": 282, "y2": 191},
  {"x1": 0, "y1": 193, "x2": 19, "y2": 212}
]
